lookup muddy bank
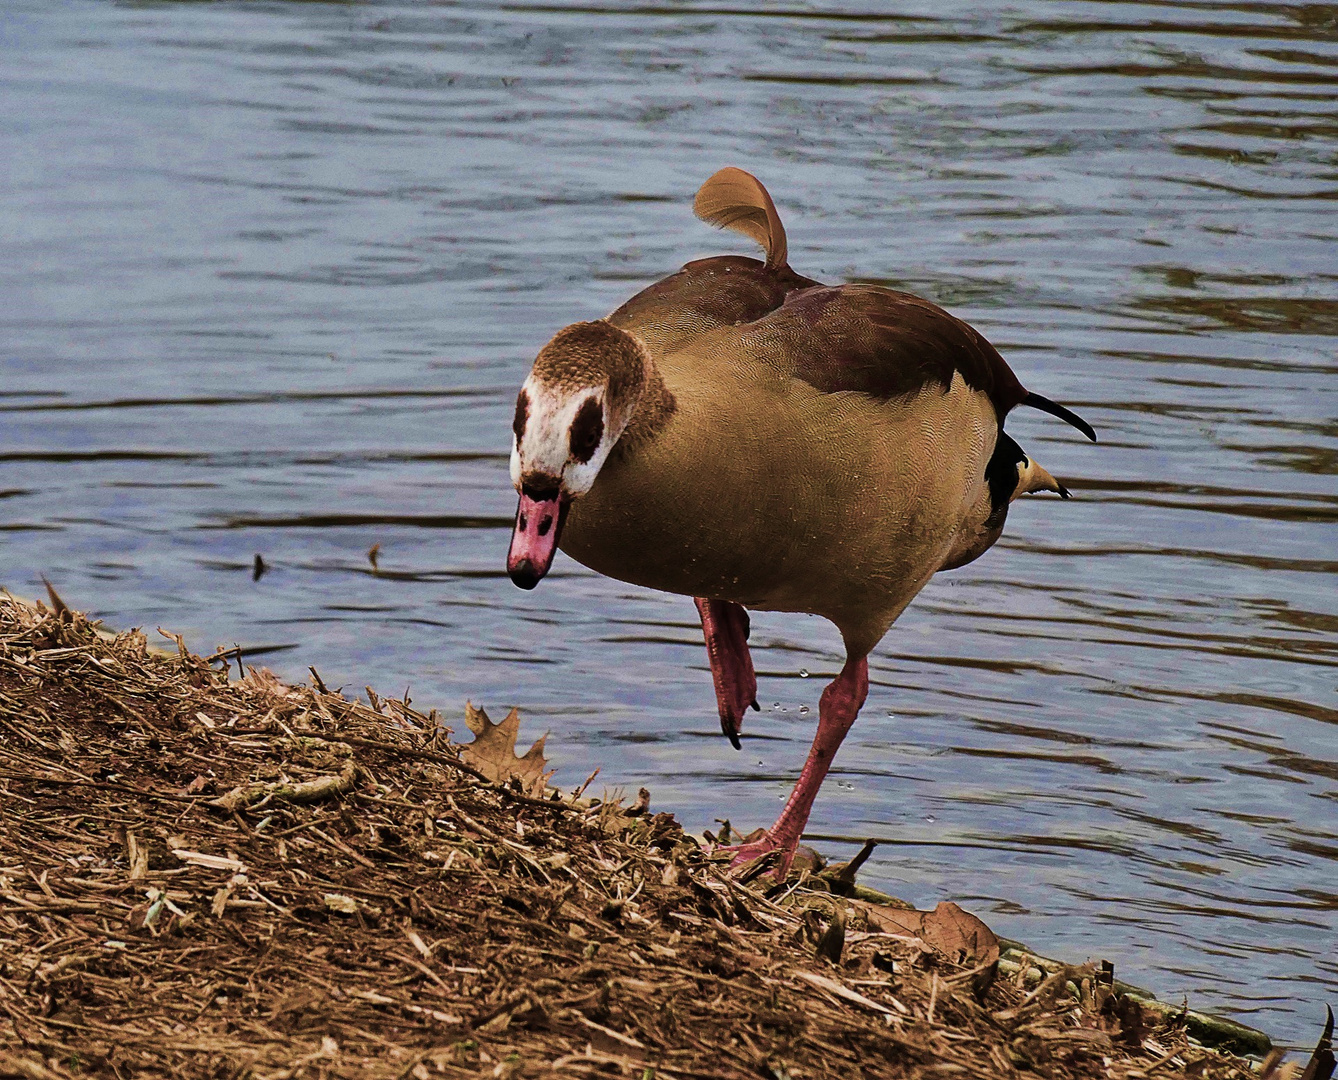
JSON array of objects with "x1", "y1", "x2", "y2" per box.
[{"x1": 0, "y1": 595, "x2": 1316, "y2": 1079}]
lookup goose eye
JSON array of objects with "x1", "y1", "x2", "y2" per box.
[
  {"x1": 569, "y1": 397, "x2": 604, "y2": 464},
  {"x1": 512, "y1": 390, "x2": 529, "y2": 442}
]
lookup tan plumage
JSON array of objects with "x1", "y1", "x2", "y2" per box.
[
  {"x1": 507, "y1": 168, "x2": 1095, "y2": 874},
  {"x1": 560, "y1": 336, "x2": 996, "y2": 658}
]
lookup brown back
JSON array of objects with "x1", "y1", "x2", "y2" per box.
[
  {"x1": 734, "y1": 284, "x2": 1028, "y2": 418},
  {"x1": 606, "y1": 255, "x2": 819, "y2": 357},
  {"x1": 613, "y1": 164, "x2": 1029, "y2": 423}
]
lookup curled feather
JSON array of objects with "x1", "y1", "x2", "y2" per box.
[{"x1": 693, "y1": 167, "x2": 788, "y2": 270}]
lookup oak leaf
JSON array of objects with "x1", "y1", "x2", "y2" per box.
[{"x1": 460, "y1": 702, "x2": 552, "y2": 796}]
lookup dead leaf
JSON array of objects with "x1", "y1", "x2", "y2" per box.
[
  {"x1": 919, "y1": 901, "x2": 1000, "y2": 966},
  {"x1": 860, "y1": 900, "x2": 999, "y2": 967},
  {"x1": 460, "y1": 703, "x2": 552, "y2": 796},
  {"x1": 859, "y1": 902, "x2": 924, "y2": 939},
  {"x1": 210, "y1": 885, "x2": 233, "y2": 919}
]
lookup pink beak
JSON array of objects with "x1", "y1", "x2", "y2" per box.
[{"x1": 507, "y1": 491, "x2": 568, "y2": 590}]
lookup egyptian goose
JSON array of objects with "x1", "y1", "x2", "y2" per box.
[{"x1": 507, "y1": 168, "x2": 1095, "y2": 874}]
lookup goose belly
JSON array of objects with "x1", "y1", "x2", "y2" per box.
[{"x1": 559, "y1": 374, "x2": 997, "y2": 641}]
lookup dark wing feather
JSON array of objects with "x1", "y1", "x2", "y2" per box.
[
  {"x1": 740, "y1": 284, "x2": 1029, "y2": 417},
  {"x1": 607, "y1": 255, "x2": 820, "y2": 357},
  {"x1": 1022, "y1": 391, "x2": 1097, "y2": 441}
]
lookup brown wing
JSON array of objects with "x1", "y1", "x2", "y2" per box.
[
  {"x1": 738, "y1": 283, "x2": 1029, "y2": 417},
  {"x1": 607, "y1": 255, "x2": 820, "y2": 357}
]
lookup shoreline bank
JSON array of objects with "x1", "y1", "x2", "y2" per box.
[{"x1": 0, "y1": 593, "x2": 1304, "y2": 1078}]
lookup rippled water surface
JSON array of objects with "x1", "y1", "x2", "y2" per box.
[{"x1": 4, "y1": 0, "x2": 1337, "y2": 1046}]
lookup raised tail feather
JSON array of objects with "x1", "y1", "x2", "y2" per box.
[{"x1": 693, "y1": 167, "x2": 789, "y2": 270}]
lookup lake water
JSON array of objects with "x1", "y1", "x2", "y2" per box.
[{"x1": 3, "y1": 0, "x2": 1336, "y2": 1048}]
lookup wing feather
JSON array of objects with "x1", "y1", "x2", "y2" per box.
[{"x1": 745, "y1": 284, "x2": 1028, "y2": 416}]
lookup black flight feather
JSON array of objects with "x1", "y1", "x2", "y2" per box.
[{"x1": 1022, "y1": 391, "x2": 1097, "y2": 442}]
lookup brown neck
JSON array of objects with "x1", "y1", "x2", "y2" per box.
[{"x1": 617, "y1": 354, "x2": 676, "y2": 454}]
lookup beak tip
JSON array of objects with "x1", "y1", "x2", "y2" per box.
[{"x1": 508, "y1": 560, "x2": 543, "y2": 590}]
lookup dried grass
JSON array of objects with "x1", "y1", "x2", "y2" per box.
[{"x1": 0, "y1": 596, "x2": 1271, "y2": 1078}]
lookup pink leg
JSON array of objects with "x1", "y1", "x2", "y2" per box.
[
  {"x1": 719, "y1": 654, "x2": 869, "y2": 877},
  {"x1": 694, "y1": 598, "x2": 759, "y2": 749}
]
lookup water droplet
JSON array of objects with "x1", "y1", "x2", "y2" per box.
[
  {"x1": 798, "y1": 705, "x2": 809, "y2": 715},
  {"x1": 886, "y1": 710, "x2": 895, "y2": 718},
  {"x1": 924, "y1": 815, "x2": 936, "y2": 823},
  {"x1": 799, "y1": 668, "x2": 809, "y2": 678},
  {"x1": 772, "y1": 702, "x2": 781, "y2": 710}
]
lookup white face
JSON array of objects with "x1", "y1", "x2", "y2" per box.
[{"x1": 509, "y1": 374, "x2": 618, "y2": 498}]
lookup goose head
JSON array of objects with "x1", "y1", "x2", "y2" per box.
[{"x1": 507, "y1": 320, "x2": 650, "y2": 589}]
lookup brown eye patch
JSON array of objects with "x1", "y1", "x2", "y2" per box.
[
  {"x1": 569, "y1": 396, "x2": 604, "y2": 463},
  {"x1": 512, "y1": 390, "x2": 529, "y2": 443}
]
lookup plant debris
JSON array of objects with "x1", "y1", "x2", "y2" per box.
[{"x1": 0, "y1": 594, "x2": 1294, "y2": 1078}]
